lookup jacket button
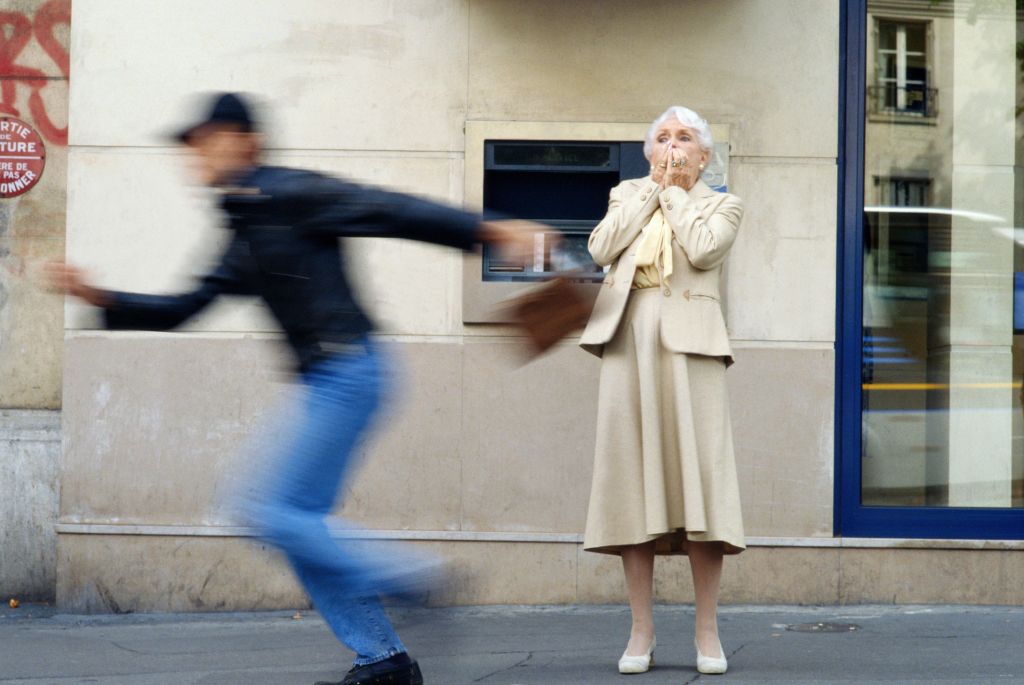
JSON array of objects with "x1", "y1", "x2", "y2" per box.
[
  {"x1": 663, "y1": 288, "x2": 671, "y2": 297},
  {"x1": 640, "y1": 194, "x2": 648, "y2": 201},
  {"x1": 666, "y1": 203, "x2": 675, "y2": 210}
]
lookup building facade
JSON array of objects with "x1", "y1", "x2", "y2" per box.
[
  {"x1": 3, "y1": 0, "x2": 1022, "y2": 611},
  {"x1": 0, "y1": 0, "x2": 68, "y2": 602}
]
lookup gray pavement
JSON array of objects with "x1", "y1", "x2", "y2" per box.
[{"x1": 1, "y1": 603, "x2": 1022, "y2": 684}]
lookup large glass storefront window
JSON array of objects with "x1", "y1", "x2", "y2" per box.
[{"x1": 861, "y1": 0, "x2": 1024, "y2": 513}]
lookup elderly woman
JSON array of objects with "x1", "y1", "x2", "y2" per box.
[{"x1": 579, "y1": 105, "x2": 745, "y2": 676}]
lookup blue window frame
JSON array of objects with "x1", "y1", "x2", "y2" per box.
[{"x1": 836, "y1": 0, "x2": 1024, "y2": 540}]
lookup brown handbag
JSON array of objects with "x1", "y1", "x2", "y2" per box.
[{"x1": 505, "y1": 275, "x2": 594, "y2": 357}]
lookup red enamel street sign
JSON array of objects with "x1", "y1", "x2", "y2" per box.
[{"x1": 0, "y1": 117, "x2": 46, "y2": 198}]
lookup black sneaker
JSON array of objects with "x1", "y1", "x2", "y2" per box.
[{"x1": 315, "y1": 653, "x2": 424, "y2": 685}]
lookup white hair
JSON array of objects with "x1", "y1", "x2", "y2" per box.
[{"x1": 643, "y1": 106, "x2": 714, "y2": 159}]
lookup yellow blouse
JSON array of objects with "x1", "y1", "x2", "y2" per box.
[{"x1": 631, "y1": 207, "x2": 674, "y2": 289}]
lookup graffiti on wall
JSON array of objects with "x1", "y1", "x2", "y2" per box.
[
  {"x1": 0, "y1": 0, "x2": 70, "y2": 146},
  {"x1": 0, "y1": 0, "x2": 69, "y2": 327}
]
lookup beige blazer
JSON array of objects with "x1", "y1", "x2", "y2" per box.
[{"x1": 579, "y1": 177, "x2": 743, "y2": 363}]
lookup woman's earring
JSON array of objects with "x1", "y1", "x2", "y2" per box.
[{"x1": 699, "y1": 164, "x2": 705, "y2": 170}]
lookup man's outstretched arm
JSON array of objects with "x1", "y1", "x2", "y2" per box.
[
  {"x1": 288, "y1": 173, "x2": 545, "y2": 256},
  {"x1": 45, "y1": 238, "x2": 253, "y2": 331}
]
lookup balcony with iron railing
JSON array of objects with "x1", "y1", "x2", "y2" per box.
[{"x1": 867, "y1": 85, "x2": 938, "y2": 120}]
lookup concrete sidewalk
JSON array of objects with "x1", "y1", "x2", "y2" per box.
[{"x1": 1, "y1": 603, "x2": 1021, "y2": 684}]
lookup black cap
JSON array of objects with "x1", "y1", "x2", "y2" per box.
[{"x1": 172, "y1": 92, "x2": 257, "y2": 144}]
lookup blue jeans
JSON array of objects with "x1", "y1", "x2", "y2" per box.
[{"x1": 246, "y1": 340, "x2": 406, "y2": 666}]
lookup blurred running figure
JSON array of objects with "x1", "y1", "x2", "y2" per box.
[{"x1": 46, "y1": 92, "x2": 539, "y2": 685}]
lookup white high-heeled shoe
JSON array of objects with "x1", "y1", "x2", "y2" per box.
[
  {"x1": 618, "y1": 636, "x2": 656, "y2": 674},
  {"x1": 695, "y1": 637, "x2": 728, "y2": 674}
]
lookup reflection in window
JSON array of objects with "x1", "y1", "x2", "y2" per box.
[
  {"x1": 862, "y1": 0, "x2": 1023, "y2": 510},
  {"x1": 878, "y1": 176, "x2": 931, "y2": 207},
  {"x1": 872, "y1": 19, "x2": 934, "y2": 117}
]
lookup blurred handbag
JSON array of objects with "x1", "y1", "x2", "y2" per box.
[{"x1": 506, "y1": 275, "x2": 593, "y2": 356}]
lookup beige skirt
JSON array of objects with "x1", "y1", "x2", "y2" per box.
[{"x1": 584, "y1": 288, "x2": 745, "y2": 556}]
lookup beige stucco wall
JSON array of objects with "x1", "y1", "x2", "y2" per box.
[
  {"x1": 59, "y1": 0, "x2": 844, "y2": 611},
  {"x1": 0, "y1": 0, "x2": 69, "y2": 408},
  {"x1": 0, "y1": 0, "x2": 69, "y2": 601}
]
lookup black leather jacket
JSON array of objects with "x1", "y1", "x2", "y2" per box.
[{"x1": 103, "y1": 165, "x2": 482, "y2": 371}]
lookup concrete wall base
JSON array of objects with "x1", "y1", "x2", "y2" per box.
[
  {"x1": 54, "y1": 534, "x2": 1024, "y2": 613},
  {"x1": 1, "y1": 410, "x2": 61, "y2": 601}
]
